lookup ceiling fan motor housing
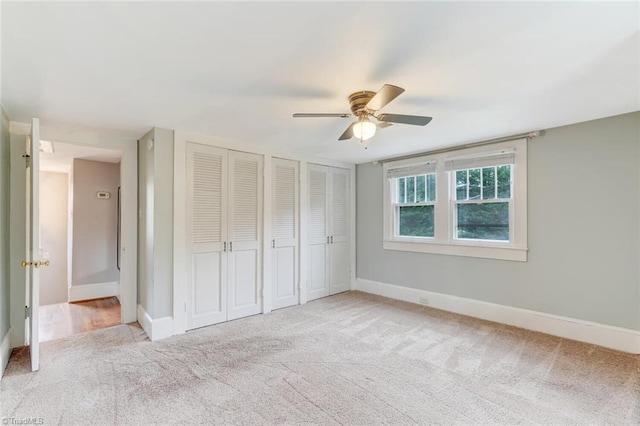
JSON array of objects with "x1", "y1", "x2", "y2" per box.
[{"x1": 348, "y1": 91, "x2": 376, "y2": 116}]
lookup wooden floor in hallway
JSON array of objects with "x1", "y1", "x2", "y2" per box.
[{"x1": 39, "y1": 296, "x2": 121, "y2": 342}]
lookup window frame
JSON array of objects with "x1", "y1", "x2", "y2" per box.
[
  {"x1": 451, "y1": 164, "x2": 513, "y2": 244},
  {"x1": 391, "y1": 174, "x2": 437, "y2": 241},
  {"x1": 382, "y1": 139, "x2": 528, "y2": 262}
]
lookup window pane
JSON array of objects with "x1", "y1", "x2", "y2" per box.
[
  {"x1": 426, "y1": 174, "x2": 436, "y2": 202},
  {"x1": 497, "y1": 165, "x2": 511, "y2": 198},
  {"x1": 398, "y1": 205, "x2": 434, "y2": 237},
  {"x1": 398, "y1": 178, "x2": 405, "y2": 203},
  {"x1": 406, "y1": 176, "x2": 415, "y2": 202},
  {"x1": 482, "y1": 167, "x2": 496, "y2": 200},
  {"x1": 456, "y1": 170, "x2": 467, "y2": 200},
  {"x1": 416, "y1": 175, "x2": 426, "y2": 202},
  {"x1": 468, "y1": 168, "x2": 481, "y2": 200},
  {"x1": 456, "y1": 202, "x2": 509, "y2": 241}
]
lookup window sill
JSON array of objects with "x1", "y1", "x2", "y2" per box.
[{"x1": 383, "y1": 240, "x2": 528, "y2": 262}]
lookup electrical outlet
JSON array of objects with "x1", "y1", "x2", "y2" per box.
[{"x1": 418, "y1": 297, "x2": 429, "y2": 306}]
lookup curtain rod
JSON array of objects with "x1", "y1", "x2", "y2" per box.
[{"x1": 376, "y1": 130, "x2": 543, "y2": 164}]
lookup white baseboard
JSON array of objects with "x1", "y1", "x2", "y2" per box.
[
  {"x1": 137, "y1": 304, "x2": 173, "y2": 342},
  {"x1": 69, "y1": 281, "x2": 119, "y2": 302},
  {"x1": 354, "y1": 278, "x2": 640, "y2": 354},
  {"x1": 1, "y1": 328, "x2": 12, "y2": 379}
]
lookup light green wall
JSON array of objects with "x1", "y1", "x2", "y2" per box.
[
  {"x1": 152, "y1": 128, "x2": 174, "y2": 319},
  {"x1": 138, "y1": 129, "x2": 153, "y2": 316},
  {"x1": 356, "y1": 112, "x2": 640, "y2": 330},
  {"x1": 0, "y1": 108, "x2": 10, "y2": 341},
  {"x1": 138, "y1": 128, "x2": 174, "y2": 319}
]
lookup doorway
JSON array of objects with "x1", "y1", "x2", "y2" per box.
[{"x1": 38, "y1": 142, "x2": 123, "y2": 341}]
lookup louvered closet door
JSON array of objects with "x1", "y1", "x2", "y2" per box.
[
  {"x1": 186, "y1": 143, "x2": 228, "y2": 330},
  {"x1": 329, "y1": 168, "x2": 350, "y2": 295},
  {"x1": 272, "y1": 158, "x2": 299, "y2": 310},
  {"x1": 307, "y1": 165, "x2": 330, "y2": 301},
  {"x1": 227, "y1": 151, "x2": 263, "y2": 320}
]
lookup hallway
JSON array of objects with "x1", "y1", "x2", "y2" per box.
[{"x1": 39, "y1": 297, "x2": 121, "y2": 342}]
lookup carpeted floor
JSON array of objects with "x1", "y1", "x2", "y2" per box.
[{"x1": 1, "y1": 291, "x2": 639, "y2": 425}]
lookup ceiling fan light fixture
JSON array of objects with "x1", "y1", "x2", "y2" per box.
[{"x1": 352, "y1": 117, "x2": 376, "y2": 141}]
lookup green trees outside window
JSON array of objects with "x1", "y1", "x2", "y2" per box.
[
  {"x1": 455, "y1": 165, "x2": 511, "y2": 240},
  {"x1": 396, "y1": 174, "x2": 436, "y2": 237},
  {"x1": 398, "y1": 206, "x2": 434, "y2": 237},
  {"x1": 394, "y1": 165, "x2": 512, "y2": 241}
]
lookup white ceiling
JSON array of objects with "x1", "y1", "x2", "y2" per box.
[
  {"x1": 40, "y1": 141, "x2": 122, "y2": 174},
  {"x1": 2, "y1": 2, "x2": 638, "y2": 164}
]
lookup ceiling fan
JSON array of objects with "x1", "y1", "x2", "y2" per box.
[{"x1": 293, "y1": 84, "x2": 432, "y2": 148}]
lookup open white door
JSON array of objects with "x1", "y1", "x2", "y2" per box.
[{"x1": 25, "y1": 117, "x2": 41, "y2": 371}]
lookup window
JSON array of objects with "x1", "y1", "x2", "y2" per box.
[
  {"x1": 383, "y1": 139, "x2": 527, "y2": 261},
  {"x1": 395, "y1": 174, "x2": 436, "y2": 237},
  {"x1": 453, "y1": 165, "x2": 511, "y2": 241}
]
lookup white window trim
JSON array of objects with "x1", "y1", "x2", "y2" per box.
[{"x1": 383, "y1": 139, "x2": 528, "y2": 262}]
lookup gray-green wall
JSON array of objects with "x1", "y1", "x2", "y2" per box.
[
  {"x1": 138, "y1": 128, "x2": 174, "y2": 319},
  {"x1": 0, "y1": 108, "x2": 10, "y2": 343},
  {"x1": 356, "y1": 112, "x2": 640, "y2": 331}
]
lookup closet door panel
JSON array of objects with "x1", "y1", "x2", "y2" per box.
[
  {"x1": 231, "y1": 250, "x2": 258, "y2": 306},
  {"x1": 309, "y1": 244, "x2": 327, "y2": 294},
  {"x1": 272, "y1": 158, "x2": 299, "y2": 310},
  {"x1": 275, "y1": 247, "x2": 295, "y2": 299},
  {"x1": 329, "y1": 169, "x2": 349, "y2": 244},
  {"x1": 329, "y1": 242, "x2": 350, "y2": 295},
  {"x1": 193, "y1": 252, "x2": 222, "y2": 317},
  {"x1": 329, "y1": 168, "x2": 350, "y2": 294},
  {"x1": 307, "y1": 165, "x2": 329, "y2": 301},
  {"x1": 228, "y1": 151, "x2": 263, "y2": 320},
  {"x1": 186, "y1": 143, "x2": 228, "y2": 330}
]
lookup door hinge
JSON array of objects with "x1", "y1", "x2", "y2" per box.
[
  {"x1": 25, "y1": 305, "x2": 30, "y2": 319},
  {"x1": 22, "y1": 154, "x2": 31, "y2": 168}
]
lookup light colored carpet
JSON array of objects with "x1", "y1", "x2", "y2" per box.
[{"x1": 1, "y1": 291, "x2": 638, "y2": 425}]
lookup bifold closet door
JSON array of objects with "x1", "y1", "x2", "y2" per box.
[
  {"x1": 329, "y1": 168, "x2": 350, "y2": 295},
  {"x1": 307, "y1": 164, "x2": 351, "y2": 301},
  {"x1": 307, "y1": 165, "x2": 330, "y2": 301},
  {"x1": 271, "y1": 158, "x2": 299, "y2": 310},
  {"x1": 227, "y1": 151, "x2": 263, "y2": 320},
  {"x1": 186, "y1": 143, "x2": 228, "y2": 330}
]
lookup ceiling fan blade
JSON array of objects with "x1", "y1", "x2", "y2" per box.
[
  {"x1": 366, "y1": 84, "x2": 405, "y2": 111},
  {"x1": 338, "y1": 122, "x2": 355, "y2": 140},
  {"x1": 378, "y1": 114, "x2": 432, "y2": 126},
  {"x1": 376, "y1": 122, "x2": 393, "y2": 129},
  {"x1": 293, "y1": 113, "x2": 351, "y2": 118}
]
